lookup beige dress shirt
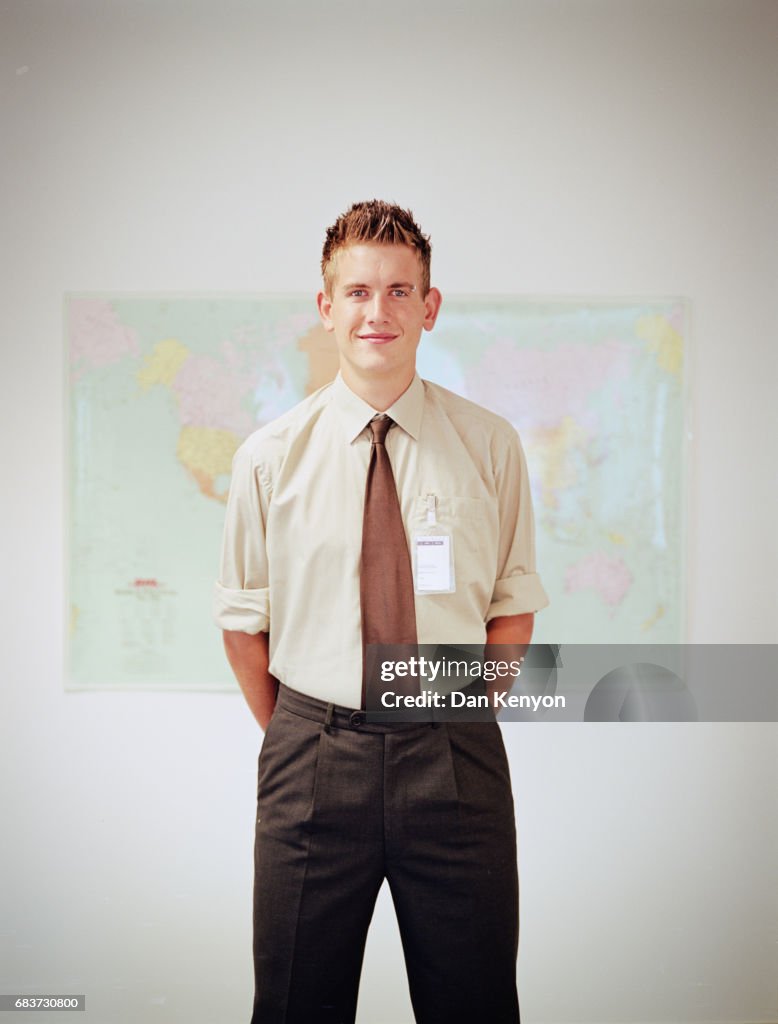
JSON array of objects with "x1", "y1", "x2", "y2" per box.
[{"x1": 214, "y1": 373, "x2": 549, "y2": 708}]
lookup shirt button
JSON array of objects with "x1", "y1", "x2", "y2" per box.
[{"x1": 349, "y1": 711, "x2": 365, "y2": 728}]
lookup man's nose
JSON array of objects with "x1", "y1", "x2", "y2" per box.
[{"x1": 367, "y1": 294, "x2": 389, "y2": 323}]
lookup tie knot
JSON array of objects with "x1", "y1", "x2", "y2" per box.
[{"x1": 369, "y1": 416, "x2": 393, "y2": 446}]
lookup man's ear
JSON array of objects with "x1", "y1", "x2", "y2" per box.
[
  {"x1": 423, "y1": 287, "x2": 442, "y2": 332},
  {"x1": 317, "y1": 291, "x2": 334, "y2": 332}
]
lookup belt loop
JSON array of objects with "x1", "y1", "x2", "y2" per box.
[{"x1": 324, "y1": 702, "x2": 334, "y2": 733}]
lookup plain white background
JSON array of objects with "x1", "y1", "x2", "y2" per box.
[{"x1": 1, "y1": 1, "x2": 776, "y2": 1021}]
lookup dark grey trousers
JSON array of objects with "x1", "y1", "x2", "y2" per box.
[{"x1": 251, "y1": 684, "x2": 520, "y2": 1024}]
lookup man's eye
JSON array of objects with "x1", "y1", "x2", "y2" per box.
[
  {"x1": 348, "y1": 289, "x2": 367, "y2": 298},
  {"x1": 391, "y1": 289, "x2": 408, "y2": 298}
]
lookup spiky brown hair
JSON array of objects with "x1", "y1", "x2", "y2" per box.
[{"x1": 321, "y1": 200, "x2": 432, "y2": 297}]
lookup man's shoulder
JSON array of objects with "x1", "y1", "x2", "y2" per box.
[
  {"x1": 234, "y1": 382, "x2": 334, "y2": 463},
  {"x1": 422, "y1": 378, "x2": 518, "y2": 442}
]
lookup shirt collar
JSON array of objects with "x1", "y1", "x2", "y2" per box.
[{"x1": 331, "y1": 372, "x2": 424, "y2": 443}]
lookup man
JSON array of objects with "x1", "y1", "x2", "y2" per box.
[{"x1": 214, "y1": 200, "x2": 548, "y2": 1023}]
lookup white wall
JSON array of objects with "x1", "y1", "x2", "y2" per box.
[{"x1": 1, "y1": 1, "x2": 776, "y2": 1022}]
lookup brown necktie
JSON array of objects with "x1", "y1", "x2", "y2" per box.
[{"x1": 360, "y1": 417, "x2": 418, "y2": 706}]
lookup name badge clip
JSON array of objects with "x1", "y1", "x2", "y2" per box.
[{"x1": 412, "y1": 493, "x2": 456, "y2": 595}]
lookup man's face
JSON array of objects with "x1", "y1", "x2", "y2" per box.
[{"x1": 317, "y1": 243, "x2": 441, "y2": 391}]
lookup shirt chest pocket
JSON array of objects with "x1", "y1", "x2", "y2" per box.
[{"x1": 409, "y1": 495, "x2": 497, "y2": 589}]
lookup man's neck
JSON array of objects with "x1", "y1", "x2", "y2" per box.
[{"x1": 340, "y1": 368, "x2": 415, "y2": 412}]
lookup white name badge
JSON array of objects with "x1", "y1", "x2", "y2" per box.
[{"x1": 413, "y1": 533, "x2": 456, "y2": 594}]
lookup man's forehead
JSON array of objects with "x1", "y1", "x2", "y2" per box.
[{"x1": 331, "y1": 242, "x2": 423, "y2": 284}]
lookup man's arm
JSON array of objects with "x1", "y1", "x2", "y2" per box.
[
  {"x1": 484, "y1": 612, "x2": 534, "y2": 705},
  {"x1": 222, "y1": 630, "x2": 279, "y2": 731}
]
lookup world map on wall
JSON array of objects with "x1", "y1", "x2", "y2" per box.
[{"x1": 66, "y1": 295, "x2": 686, "y2": 689}]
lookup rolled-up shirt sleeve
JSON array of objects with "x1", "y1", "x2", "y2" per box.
[
  {"x1": 487, "y1": 427, "x2": 550, "y2": 621},
  {"x1": 213, "y1": 441, "x2": 271, "y2": 634}
]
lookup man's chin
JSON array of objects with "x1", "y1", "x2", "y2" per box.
[{"x1": 349, "y1": 353, "x2": 402, "y2": 375}]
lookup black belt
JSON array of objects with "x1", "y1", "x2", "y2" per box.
[
  {"x1": 275, "y1": 683, "x2": 440, "y2": 733},
  {"x1": 275, "y1": 681, "x2": 494, "y2": 732}
]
